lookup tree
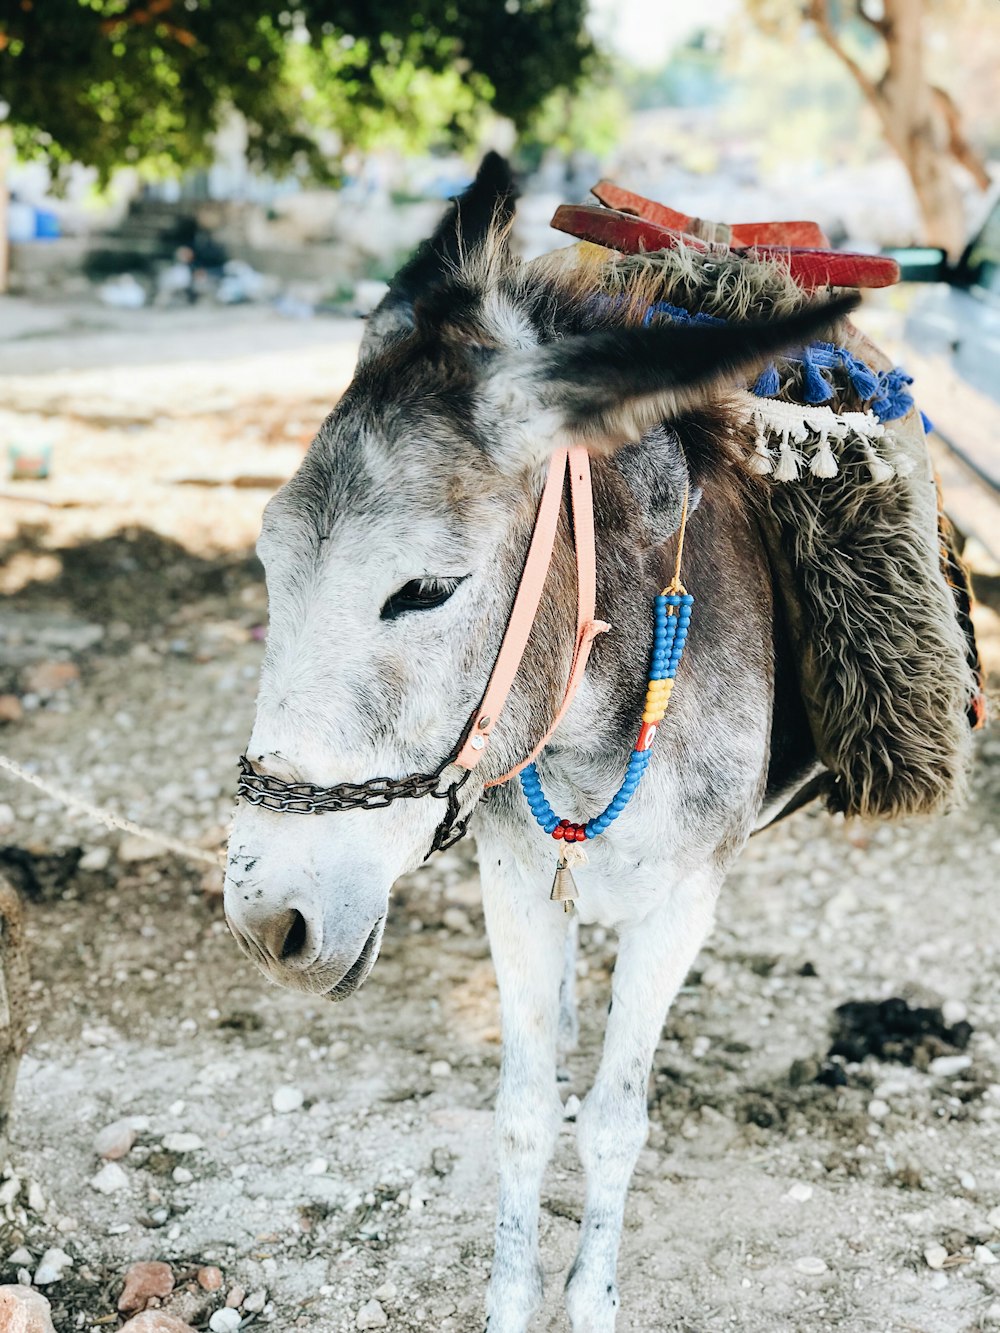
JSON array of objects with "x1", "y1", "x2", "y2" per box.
[
  {"x1": 747, "y1": 0, "x2": 993, "y2": 256},
  {"x1": 0, "y1": 0, "x2": 594, "y2": 182}
]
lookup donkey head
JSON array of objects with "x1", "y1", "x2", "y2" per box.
[{"x1": 224, "y1": 154, "x2": 853, "y2": 998}]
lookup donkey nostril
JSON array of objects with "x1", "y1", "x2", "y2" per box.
[{"x1": 280, "y1": 908, "x2": 309, "y2": 961}]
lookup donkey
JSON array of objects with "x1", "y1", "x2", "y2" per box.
[{"x1": 224, "y1": 155, "x2": 851, "y2": 1332}]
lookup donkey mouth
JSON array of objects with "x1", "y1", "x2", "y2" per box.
[{"x1": 327, "y1": 916, "x2": 386, "y2": 1001}]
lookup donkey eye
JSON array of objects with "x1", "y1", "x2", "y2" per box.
[{"x1": 380, "y1": 577, "x2": 466, "y2": 620}]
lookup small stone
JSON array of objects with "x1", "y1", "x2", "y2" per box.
[
  {"x1": 208, "y1": 1310, "x2": 241, "y2": 1333},
  {"x1": 224, "y1": 1286, "x2": 245, "y2": 1308},
  {"x1": 373, "y1": 1281, "x2": 396, "y2": 1303},
  {"x1": 33, "y1": 1248, "x2": 73, "y2": 1285},
  {"x1": 0, "y1": 1175, "x2": 21, "y2": 1206},
  {"x1": 26, "y1": 1180, "x2": 45, "y2": 1213},
  {"x1": 95, "y1": 1119, "x2": 138, "y2": 1160},
  {"x1": 8, "y1": 1248, "x2": 32, "y2": 1267},
  {"x1": 0, "y1": 1286, "x2": 56, "y2": 1333},
  {"x1": 959, "y1": 1171, "x2": 976, "y2": 1191},
  {"x1": 23, "y1": 661, "x2": 79, "y2": 695},
  {"x1": 987, "y1": 1302, "x2": 1000, "y2": 1326},
  {"x1": 441, "y1": 907, "x2": 473, "y2": 935},
  {"x1": 786, "y1": 1182, "x2": 813, "y2": 1203},
  {"x1": 563, "y1": 1094, "x2": 581, "y2": 1120},
  {"x1": 119, "y1": 1315, "x2": 196, "y2": 1333},
  {"x1": 987, "y1": 1206, "x2": 1000, "y2": 1231},
  {"x1": 928, "y1": 1271, "x2": 948, "y2": 1290},
  {"x1": 928, "y1": 1055, "x2": 972, "y2": 1078},
  {"x1": 197, "y1": 1267, "x2": 224, "y2": 1292},
  {"x1": 976, "y1": 1245, "x2": 998, "y2": 1265},
  {"x1": 356, "y1": 1298, "x2": 388, "y2": 1329},
  {"x1": 90, "y1": 1162, "x2": 129, "y2": 1194},
  {"x1": 0, "y1": 802, "x2": 15, "y2": 829},
  {"x1": 118, "y1": 1261, "x2": 175, "y2": 1314},
  {"x1": 271, "y1": 1085, "x2": 304, "y2": 1114},
  {"x1": 304, "y1": 1158, "x2": 327, "y2": 1176},
  {"x1": 794, "y1": 1256, "x2": 828, "y2": 1276},
  {"x1": 172, "y1": 1167, "x2": 193, "y2": 1185},
  {"x1": 429, "y1": 1060, "x2": 451, "y2": 1079},
  {"x1": 161, "y1": 1132, "x2": 203, "y2": 1152},
  {"x1": 0, "y1": 695, "x2": 24, "y2": 723},
  {"x1": 79, "y1": 846, "x2": 112, "y2": 872},
  {"x1": 868, "y1": 1098, "x2": 890, "y2": 1121},
  {"x1": 924, "y1": 1243, "x2": 948, "y2": 1270},
  {"x1": 118, "y1": 835, "x2": 161, "y2": 863},
  {"x1": 691, "y1": 1035, "x2": 711, "y2": 1059},
  {"x1": 243, "y1": 1290, "x2": 267, "y2": 1313},
  {"x1": 942, "y1": 999, "x2": 968, "y2": 1026}
]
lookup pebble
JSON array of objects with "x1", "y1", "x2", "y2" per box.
[
  {"x1": 26, "y1": 1180, "x2": 45, "y2": 1213},
  {"x1": 691, "y1": 1035, "x2": 711, "y2": 1059},
  {"x1": 942, "y1": 999, "x2": 968, "y2": 1026},
  {"x1": 271, "y1": 1085, "x2": 304, "y2": 1114},
  {"x1": 208, "y1": 1310, "x2": 241, "y2": 1333},
  {"x1": 928, "y1": 1271, "x2": 949, "y2": 1290},
  {"x1": 987, "y1": 1302, "x2": 1000, "y2": 1326},
  {"x1": 304, "y1": 1158, "x2": 328, "y2": 1176},
  {"x1": 172, "y1": 1167, "x2": 194, "y2": 1184},
  {"x1": 79, "y1": 845, "x2": 112, "y2": 872},
  {"x1": 441, "y1": 907, "x2": 473, "y2": 935},
  {"x1": 161, "y1": 1132, "x2": 203, "y2": 1152},
  {"x1": 196, "y1": 1267, "x2": 224, "y2": 1292},
  {"x1": 244, "y1": 1290, "x2": 267, "y2": 1313},
  {"x1": 95, "y1": 1119, "x2": 138, "y2": 1161},
  {"x1": 356, "y1": 1298, "x2": 389, "y2": 1329},
  {"x1": 988, "y1": 1206, "x2": 1000, "y2": 1231},
  {"x1": 118, "y1": 1261, "x2": 175, "y2": 1314},
  {"x1": 867, "y1": 1098, "x2": 890, "y2": 1120},
  {"x1": 924, "y1": 1243, "x2": 948, "y2": 1270},
  {"x1": 0, "y1": 1175, "x2": 21, "y2": 1206},
  {"x1": 0, "y1": 802, "x2": 15, "y2": 829},
  {"x1": 8, "y1": 1248, "x2": 33, "y2": 1267},
  {"x1": 23, "y1": 661, "x2": 80, "y2": 694},
  {"x1": 119, "y1": 1315, "x2": 196, "y2": 1333},
  {"x1": 976, "y1": 1245, "x2": 998, "y2": 1265},
  {"x1": 373, "y1": 1282, "x2": 397, "y2": 1303},
  {"x1": 786, "y1": 1182, "x2": 813, "y2": 1203},
  {"x1": 794, "y1": 1256, "x2": 828, "y2": 1276},
  {"x1": 0, "y1": 1286, "x2": 56, "y2": 1333},
  {"x1": 118, "y1": 834, "x2": 161, "y2": 863},
  {"x1": 928, "y1": 1055, "x2": 972, "y2": 1078},
  {"x1": 33, "y1": 1248, "x2": 73, "y2": 1285},
  {"x1": 563, "y1": 1094, "x2": 581, "y2": 1120},
  {"x1": 225, "y1": 1285, "x2": 245, "y2": 1308},
  {"x1": 429, "y1": 1060, "x2": 452, "y2": 1079},
  {"x1": 90, "y1": 1162, "x2": 129, "y2": 1194},
  {"x1": 0, "y1": 695, "x2": 24, "y2": 723}
]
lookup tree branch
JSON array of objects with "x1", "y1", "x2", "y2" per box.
[
  {"x1": 807, "y1": 0, "x2": 885, "y2": 114},
  {"x1": 932, "y1": 85, "x2": 991, "y2": 191}
]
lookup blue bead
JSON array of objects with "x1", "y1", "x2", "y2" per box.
[{"x1": 681, "y1": 594, "x2": 693, "y2": 605}]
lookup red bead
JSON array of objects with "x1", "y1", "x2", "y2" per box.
[
  {"x1": 552, "y1": 825, "x2": 565, "y2": 840},
  {"x1": 574, "y1": 827, "x2": 586, "y2": 842}
]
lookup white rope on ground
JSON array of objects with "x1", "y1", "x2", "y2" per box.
[{"x1": 0, "y1": 753, "x2": 227, "y2": 869}]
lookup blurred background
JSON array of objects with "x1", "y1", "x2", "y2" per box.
[{"x1": 2, "y1": 5, "x2": 1000, "y2": 1332}]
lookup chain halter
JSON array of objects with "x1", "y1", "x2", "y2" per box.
[{"x1": 237, "y1": 445, "x2": 609, "y2": 859}]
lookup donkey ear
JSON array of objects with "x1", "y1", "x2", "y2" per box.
[
  {"x1": 481, "y1": 294, "x2": 859, "y2": 468},
  {"x1": 360, "y1": 153, "x2": 518, "y2": 360}
]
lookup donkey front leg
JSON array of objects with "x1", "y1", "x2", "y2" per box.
[
  {"x1": 565, "y1": 871, "x2": 720, "y2": 1333},
  {"x1": 482, "y1": 861, "x2": 569, "y2": 1333}
]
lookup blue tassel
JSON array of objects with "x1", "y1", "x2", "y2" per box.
[
  {"x1": 801, "y1": 348, "x2": 833, "y2": 404},
  {"x1": 841, "y1": 350, "x2": 880, "y2": 402},
  {"x1": 871, "y1": 367, "x2": 915, "y2": 423},
  {"x1": 920, "y1": 410, "x2": 934, "y2": 435},
  {"x1": 752, "y1": 363, "x2": 781, "y2": 397}
]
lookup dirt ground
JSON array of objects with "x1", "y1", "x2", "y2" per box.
[{"x1": 2, "y1": 300, "x2": 1000, "y2": 1333}]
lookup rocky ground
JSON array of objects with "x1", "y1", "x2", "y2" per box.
[{"x1": 1, "y1": 300, "x2": 999, "y2": 1333}]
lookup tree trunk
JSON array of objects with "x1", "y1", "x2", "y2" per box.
[
  {"x1": 0, "y1": 876, "x2": 28, "y2": 1153},
  {"x1": 809, "y1": 0, "x2": 986, "y2": 258}
]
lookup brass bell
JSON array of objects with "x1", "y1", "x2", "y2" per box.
[{"x1": 550, "y1": 857, "x2": 579, "y2": 912}]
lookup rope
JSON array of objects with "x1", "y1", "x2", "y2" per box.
[
  {"x1": 0, "y1": 753, "x2": 226, "y2": 869},
  {"x1": 665, "y1": 482, "x2": 690, "y2": 596}
]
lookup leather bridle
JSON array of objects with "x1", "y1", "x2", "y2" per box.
[{"x1": 236, "y1": 445, "x2": 610, "y2": 857}]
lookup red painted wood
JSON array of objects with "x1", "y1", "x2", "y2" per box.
[
  {"x1": 550, "y1": 205, "x2": 900, "y2": 289},
  {"x1": 591, "y1": 182, "x2": 831, "y2": 249}
]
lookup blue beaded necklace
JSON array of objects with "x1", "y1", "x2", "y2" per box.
[{"x1": 518, "y1": 491, "x2": 694, "y2": 907}]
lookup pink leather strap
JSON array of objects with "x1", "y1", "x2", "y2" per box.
[{"x1": 454, "y1": 445, "x2": 610, "y2": 782}]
